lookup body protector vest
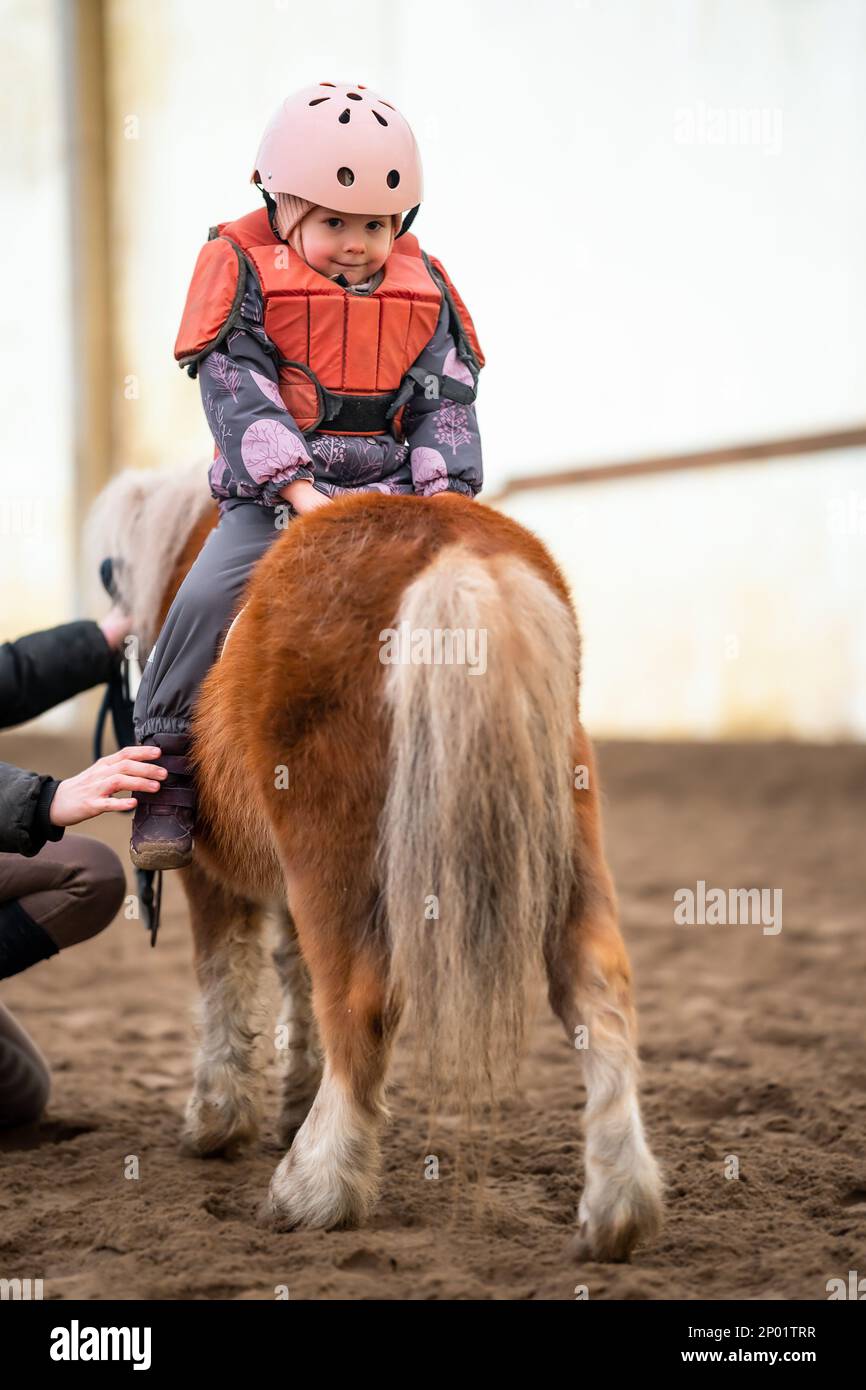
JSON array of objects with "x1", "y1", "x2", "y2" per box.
[{"x1": 174, "y1": 207, "x2": 485, "y2": 442}]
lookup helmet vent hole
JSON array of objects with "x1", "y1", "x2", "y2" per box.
[
  {"x1": 372, "y1": 110, "x2": 388, "y2": 127},
  {"x1": 347, "y1": 92, "x2": 362, "y2": 100},
  {"x1": 386, "y1": 169, "x2": 400, "y2": 189},
  {"x1": 309, "y1": 97, "x2": 329, "y2": 106},
  {"x1": 337, "y1": 167, "x2": 355, "y2": 187},
  {"x1": 339, "y1": 108, "x2": 351, "y2": 124},
  {"x1": 380, "y1": 101, "x2": 395, "y2": 110},
  {"x1": 320, "y1": 82, "x2": 336, "y2": 87}
]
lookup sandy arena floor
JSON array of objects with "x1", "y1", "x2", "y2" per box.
[{"x1": 1, "y1": 733, "x2": 863, "y2": 1300}]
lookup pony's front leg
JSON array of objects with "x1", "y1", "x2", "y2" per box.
[
  {"x1": 179, "y1": 860, "x2": 265, "y2": 1158},
  {"x1": 264, "y1": 892, "x2": 397, "y2": 1230},
  {"x1": 272, "y1": 904, "x2": 322, "y2": 1146}
]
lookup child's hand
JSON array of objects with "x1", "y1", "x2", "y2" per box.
[{"x1": 280, "y1": 479, "x2": 332, "y2": 515}]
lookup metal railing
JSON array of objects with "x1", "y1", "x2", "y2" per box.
[{"x1": 485, "y1": 425, "x2": 866, "y2": 505}]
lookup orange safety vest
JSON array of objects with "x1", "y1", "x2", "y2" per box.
[{"x1": 174, "y1": 207, "x2": 484, "y2": 441}]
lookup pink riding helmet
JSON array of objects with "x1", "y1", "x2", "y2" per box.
[{"x1": 251, "y1": 81, "x2": 423, "y2": 217}]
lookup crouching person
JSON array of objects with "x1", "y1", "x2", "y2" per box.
[{"x1": 0, "y1": 610, "x2": 166, "y2": 1126}]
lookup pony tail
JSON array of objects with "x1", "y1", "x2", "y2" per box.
[{"x1": 377, "y1": 542, "x2": 581, "y2": 1120}]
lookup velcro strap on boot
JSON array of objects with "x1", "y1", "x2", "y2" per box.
[
  {"x1": 136, "y1": 785, "x2": 196, "y2": 809},
  {"x1": 157, "y1": 755, "x2": 192, "y2": 774}
]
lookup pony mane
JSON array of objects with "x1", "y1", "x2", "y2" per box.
[{"x1": 85, "y1": 459, "x2": 216, "y2": 659}]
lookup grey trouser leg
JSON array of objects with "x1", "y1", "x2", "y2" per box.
[{"x1": 133, "y1": 501, "x2": 285, "y2": 741}]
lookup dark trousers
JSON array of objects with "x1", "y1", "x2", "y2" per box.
[
  {"x1": 0, "y1": 834, "x2": 126, "y2": 1126},
  {"x1": 133, "y1": 501, "x2": 285, "y2": 741}
]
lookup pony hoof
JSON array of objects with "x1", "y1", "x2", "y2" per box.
[
  {"x1": 256, "y1": 1195, "x2": 300, "y2": 1232},
  {"x1": 566, "y1": 1224, "x2": 630, "y2": 1265},
  {"x1": 264, "y1": 1183, "x2": 345, "y2": 1232},
  {"x1": 265, "y1": 1156, "x2": 368, "y2": 1232},
  {"x1": 571, "y1": 1173, "x2": 663, "y2": 1263},
  {"x1": 181, "y1": 1095, "x2": 258, "y2": 1159}
]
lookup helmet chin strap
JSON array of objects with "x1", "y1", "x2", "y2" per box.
[
  {"x1": 255, "y1": 177, "x2": 285, "y2": 242},
  {"x1": 396, "y1": 204, "x2": 420, "y2": 238}
]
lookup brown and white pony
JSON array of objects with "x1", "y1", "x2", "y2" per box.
[{"x1": 88, "y1": 462, "x2": 663, "y2": 1259}]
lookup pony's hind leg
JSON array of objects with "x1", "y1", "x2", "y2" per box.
[
  {"x1": 272, "y1": 903, "x2": 322, "y2": 1146},
  {"x1": 546, "y1": 733, "x2": 664, "y2": 1261},
  {"x1": 179, "y1": 859, "x2": 265, "y2": 1158},
  {"x1": 264, "y1": 877, "x2": 397, "y2": 1230}
]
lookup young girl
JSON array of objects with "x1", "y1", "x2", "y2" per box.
[{"x1": 131, "y1": 80, "x2": 485, "y2": 869}]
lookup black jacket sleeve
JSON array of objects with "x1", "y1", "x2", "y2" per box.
[
  {"x1": 0, "y1": 620, "x2": 119, "y2": 730},
  {"x1": 0, "y1": 620, "x2": 120, "y2": 857},
  {"x1": 0, "y1": 764, "x2": 65, "y2": 856}
]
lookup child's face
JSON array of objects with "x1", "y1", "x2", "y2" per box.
[{"x1": 299, "y1": 206, "x2": 394, "y2": 284}]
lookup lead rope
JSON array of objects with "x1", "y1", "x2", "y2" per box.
[{"x1": 95, "y1": 560, "x2": 163, "y2": 947}]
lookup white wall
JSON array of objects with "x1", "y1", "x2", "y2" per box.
[
  {"x1": 0, "y1": 0, "x2": 72, "y2": 650},
  {"x1": 505, "y1": 448, "x2": 866, "y2": 739},
  {"x1": 105, "y1": 0, "x2": 866, "y2": 485},
  {"x1": 399, "y1": 0, "x2": 866, "y2": 483}
]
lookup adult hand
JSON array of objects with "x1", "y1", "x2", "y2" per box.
[
  {"x1": 99, "y1": 604, "x2": 134, "y2": 652},
  {"x1": 48, "y1": 746, "x2": 167, "y2": 826}
]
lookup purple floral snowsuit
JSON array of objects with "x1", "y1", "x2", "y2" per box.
[
  {"x1": 204, "y1": 268, "x2": 483, "y2": 507},
  {"x1": 133, "y1": 252, "x2": 484, "y2": 741}
]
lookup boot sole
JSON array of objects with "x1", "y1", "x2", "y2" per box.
[{"x1": 129, "y1": 841, "x2": 194, "y2": 871}]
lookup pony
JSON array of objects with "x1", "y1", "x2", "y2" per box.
[{"x1": 87, "y1": 461, "x2": 663, "y2": 1259}]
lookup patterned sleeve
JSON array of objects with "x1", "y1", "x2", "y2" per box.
[
  {"x1": 198, "y1": 278, "x2": 315, "y2": 507},
  {"x1": 401, "y1": 297, "x2": 484, "y2": 498}
]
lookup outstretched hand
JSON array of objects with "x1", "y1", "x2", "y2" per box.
[{"x1": 49, "y1": 746, "x2": 167, "y2": 826}]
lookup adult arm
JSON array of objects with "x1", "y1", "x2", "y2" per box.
[
  {"x1": 0, "y1": 620, "x2": 119, "y2": 731},
  {"x1": 0, "y1": 746, "x2": 165, "y2": 858},
  {"x1": 0, "y1": 611, "x2": 156, "y2": 856},
  {"x1": 0, "y1": 763, "x2": 65, "y2": 857}
]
